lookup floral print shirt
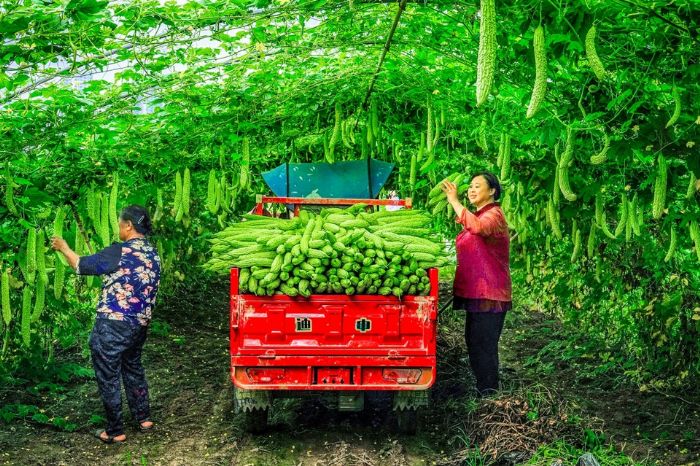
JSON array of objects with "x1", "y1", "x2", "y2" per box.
[{"x1": 77, "y1": 238, "x2": 161, "y2": 326}]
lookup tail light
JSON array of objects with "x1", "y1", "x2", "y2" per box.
[{"x1": 382, "y1": 368, "x2": 422, "y2": 384}]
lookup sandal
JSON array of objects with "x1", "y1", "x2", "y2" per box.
[
  {"x1": 138, "y1": 420, "x2": 155, "y2": 433},
  {"x1": 94, "y1": 429, "x2": 126, "y2": 444}
]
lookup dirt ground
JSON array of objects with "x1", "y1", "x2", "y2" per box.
[{"x1": 1, "y1": 280, "x2": 698, "y2": 466}]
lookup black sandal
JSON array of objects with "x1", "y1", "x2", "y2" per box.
[{"x1": 94, "y1": 429, "x2": 126, "y2": 444}]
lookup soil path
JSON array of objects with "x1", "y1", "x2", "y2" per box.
[{"x1": 1, "y1": 281, "x2": 697, "y2": 465}]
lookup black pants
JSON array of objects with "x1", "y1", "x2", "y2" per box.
[
  {"x1": 89, "y1": 318, "x2": 151, "y2": 436},
  {"x1": 465, "y1": 311, "x2": 507, "y2": 395}
]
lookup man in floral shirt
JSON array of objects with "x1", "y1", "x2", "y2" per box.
[{"x1": 52, "y1": 205, "x2": 160, "y2": 444}]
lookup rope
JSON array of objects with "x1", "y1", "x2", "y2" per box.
[{"x1": 354, "y1": 0, "x2": 409, "y2": 132}]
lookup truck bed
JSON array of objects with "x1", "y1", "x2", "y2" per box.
[{"x1": 230, "y1": 268, "x2": 438, "y2": 391}]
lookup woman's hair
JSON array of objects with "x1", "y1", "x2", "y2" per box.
[
  {"x1": 120, "y1": 205, "x2": 153, "y2": 236},
  {"x1": 471, "y1": 171, "x2": 502, "y2": 200}
]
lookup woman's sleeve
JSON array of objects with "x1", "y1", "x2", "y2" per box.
[
  {"x1": 77, "y1": 243, "x2": 122, "y2": 276},
  {"x1": 456, "y1": 208, "x2": 505, "y2": 237}
]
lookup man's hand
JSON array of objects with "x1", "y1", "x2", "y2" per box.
[
  {"x1": 441, "y1": 180, "x2": 459, "y2": 203},
  {"x1": 51, "y1": 237, "x2": 69, "y2": 253}
]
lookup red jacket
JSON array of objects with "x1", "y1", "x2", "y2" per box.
[{"x1": 453, "y1": 203, "x2": 512, "y2": 302}]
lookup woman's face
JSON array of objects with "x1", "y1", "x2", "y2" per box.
[
  {"x1": 118, "y1": 219, "x2": 132, "y2": 241},
  {"x1": 467, "y1": 175, "x2": 496, "y2": 208}
]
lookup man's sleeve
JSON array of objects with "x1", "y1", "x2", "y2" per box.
[{"x1": 76, "y1": 243, "x2": 122, "y2": 276}]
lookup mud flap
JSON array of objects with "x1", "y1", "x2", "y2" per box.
[
  {"x1": 392, "y1": 390, "x2": 428, "y2": 411},
  {"x1": 234, "y1": 387, "x2": 272, "y2": 413},
  {"x1": 338, "y1": 391, "x2": 364, "y2": 412}
]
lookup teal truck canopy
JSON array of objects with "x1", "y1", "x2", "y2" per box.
[{"x1": 261, "y1": 159, "x2": 394, "y2": 199}]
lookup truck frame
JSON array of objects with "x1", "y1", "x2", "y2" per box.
[{"x1": 229, "y1": 196, "x2": 439, "y2": 432}]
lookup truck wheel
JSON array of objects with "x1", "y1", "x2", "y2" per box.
[
  {"x1": 243, "y1": 408, "x2": 268, "y2": 433},
  {"x1": 395, "y1": 408, "x2": 418, "y2": 434}
]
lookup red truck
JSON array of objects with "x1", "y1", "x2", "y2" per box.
[{"x1": 229, "y1": 196, "x2": 439, "y2": 432}]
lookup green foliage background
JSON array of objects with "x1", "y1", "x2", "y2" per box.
[{"x1": 0, "y1": 0, "x2": 698, "y2": 385}]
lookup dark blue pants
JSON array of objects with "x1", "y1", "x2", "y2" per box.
[
  {"x1": 465, "y1": 311, "x2": 507, "y2": 395},
  {"x1": 89, "y1": 318, "x2": 151, "y2": 436}
]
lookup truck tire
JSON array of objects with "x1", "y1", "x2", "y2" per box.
[
  {"x1": 243, "y1": 408, "x2": 268, "y2": 433},
  {"x1": 395, "y1": 408, "x2": 418, "y2": 434}
]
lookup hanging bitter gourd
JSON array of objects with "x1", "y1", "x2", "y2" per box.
[
  {"x1": 182, "y1": 167, "x2": 191, "y2": 217},
  {"x1": 2, "y1": 269, "x2": 10, "y2": 325},
  {"x1": 557, "y1": 128, "x2": 577, "y2": 201},
  {"x1": 594, "y1": 193, "x2": 603, "y2": 226},
  {"x1": 500, "y1": 133, "x2": 511, "y2": 182},
  {"x1": 100, "y1": 194, "x2": 110, "y2": 246},
  {"x1": 547, "y1": 197, "x2": 562, "y2": 239},
  {"x1": 4, "y1": 162, "x2": 18, "y2": 216},
  {"x1": 328, "y1": 102, "x2": 341, "y2": 163},
  {"x1": 570, "y1": 229, "x2": 582, "y2": 263},
  {"x1": 497, "y1": 132, "x2": 505, "y2": 167},
  {"x1": 689, "y1": 221, "x2": 700, "y2": 262},
  {"x1": 53, "y1": 207, "x2": 65, "y2": 238},
  {"x1": 590, "y1": 129, "x2": 610, "y2": 164},
  {"x1": 426, "y1": 102, "x2": 433, "y2": 156},
  {"x1": 585, "y1": 25, "x2": 608, "y2": 81},
  {"x1": 26, "y1": 229, "x2": 36, "y2": 285},
  {"x1": 629, "y1": 194, "x2": 641, "y2": 236},
  {"x1": 31, "y1": 278, "x2": 45, "y2": 323},
  {"x1": 526, "y1": 25, "x2": 546, "y2": 119},
  {"x1": 557, "y1": 164, "x2": 577, "y2": 202},
  {"x1": 109, "y1": 173, "x2": 119, "y2": 240},
  {"x1": 595, "y1": 193, "x2": 616, "y2": 239},
  {"x1": 665, "y1": 86, "x2": 681, "y2": 128},
  {"x1": 686, "y1": 170, "x2": 697, "y2": 200},
  {"x1": 663, "y1": 225, "x2": 677, "y2": 262},
  {"x1": 240, "y1": 137, "x2": 250, "y2": 190},
  {"x1": 207, "y1": 169, "x2": 219, "y2": 215},
  {"x1": 87, "y1": 187, "x2": 99, "y2": 228},
  {"x1": 599, "y1": 212, "x2": 617, "y2": 240},
  {"x1": 652, "y1": 154, "x2": 667, "y2": 220},
  {"x1": 420, "y1": 134, "x2": 435, "y2": 173},
  {"x1": 409, "y1": 153, "x2": 417, "y2": 195},
  {"x1": 561, "y1": 130, "x2": 573, "y2": 162},
  {"x1": 21, "y1": 286, "x2": 31, "y2": 346},
  {"x1": 613, "y1": 194, "x2": 628, "y2": 238},
  {"x1": 552, "y1": 145, "x2": 561, "y2": 206},
  {"x1": 36, "y1": 230, "x2": 48, "y2": 286},
  {"x1": 476, "y1": 0, "x2": 497, "y2": 107},
  {"x1": 54, "y1": 257, "x2": 65, "y2": 300},
  {"x1": 341, "y1": 118, "x2": 354, "y2": 149},
  {"x1": 586, "y1": 221, "x2": 597, "y2": 259},
  {"x1": 53, "y1": 207, "x2": 68, "y2": 266}
]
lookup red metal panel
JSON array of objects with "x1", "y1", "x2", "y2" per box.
[
  {"x1": 233, "y1": 294, "x2": 435, "y2": 354},
  {"x1": 231, "y1": 358, "x2": 435, "y2": 391},
  {"x1": 259, "y1": 196, "x2": 412, "y2": 207},
  {"x1": 230, "y1": 267, "x2": 439, "y2": 392}
]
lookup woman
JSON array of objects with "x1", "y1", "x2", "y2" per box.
[
  {"x1": 52, "y1": 205, "x2": 161, "y2": 443},
  {"x1": 441, "y1": 171, "x2": 511, "y2": 396}
]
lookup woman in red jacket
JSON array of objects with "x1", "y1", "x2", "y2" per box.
[{"x1": 441, "y1": 171, "x2": 511, "y2": 396}]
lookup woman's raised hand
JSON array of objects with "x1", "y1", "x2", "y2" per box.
[
  {"x1": 51, "y1": 237, "x2": 68, "y2": 252},
  {"x1": 441, "y1": 180, "x2": 459, "y2": 203}
]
